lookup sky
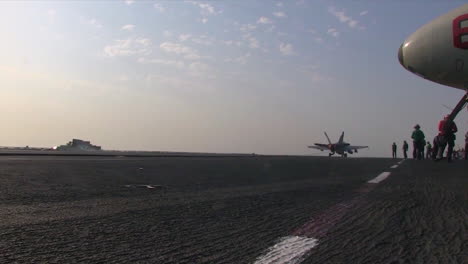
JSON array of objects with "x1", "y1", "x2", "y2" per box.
[{"x1": 0, "y1": 0, "x2": 467, "y2": 157}]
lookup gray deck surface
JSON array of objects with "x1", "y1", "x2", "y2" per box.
[{"x1": 0, "y1": 156, "x2": 465, "y2": 263}]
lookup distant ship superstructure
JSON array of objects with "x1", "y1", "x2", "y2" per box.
[{"x1": 55, "y1": 139, "x2": 102, "y2": 151}]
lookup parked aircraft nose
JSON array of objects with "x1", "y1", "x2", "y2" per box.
[
  {"x1": 397, "y1": 4, "x2": 468, "y2": 91},
  {"x1": 398, "y1": 43, "x2": 404, "y2": 67},
  {"x1": 398, "y1": 41, "x2": 418, "y2": 74},
  {"x1": 397, "y1": 37, "x2": 428, "y2": 79}
]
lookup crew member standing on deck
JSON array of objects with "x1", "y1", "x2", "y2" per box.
[
  {"x1": 426, "y1": 141, "x2": 432, "y2": 159},
  {"x1": 392, "y1": 142, "x2": 397, "y2": 158},
  {"x1": 402, "y1": 140, "x2": 408, "y2": 159},
  {"x1": 465, "y1": 131, "x2": 468, "y2": 160},
  {"x1": 436, "y1": 115, "x2": 458, "y2": 162},
  {"x1": 411, "y1": 124, "x2": 425, "y2": 160}
]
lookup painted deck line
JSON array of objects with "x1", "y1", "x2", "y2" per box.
[
  {"x1": 368, "y1": 172, "x2": 391, "y2": 184},
  {"x1": 255, "y1": 167, "x2": 395, "y2": 264},
  {"x1": 293, "y1": 196, "x2": 364, "y2": 238},
  {"x1": 390, "y1": 165, "x2": 398, "y2": 169},
  {"x1": 254, "y1": 236, "x2": 319, "y2": 264}
]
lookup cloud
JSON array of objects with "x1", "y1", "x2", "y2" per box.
[
  {"x1": 187, "y1": 1, "x2": 220, "y2": 15},
  {"x1": 201, "y1": 18, "x2": 208, "y2": 24},
  {"x1": 86, "y1": 18, "x2": 103, "y2": 29},
  {"x1": 189, "y1": 62, "x2": 217, "y2": 80},
  {"x1": 138, "y1": 57, "x2": 185, "y2": 68},
  {"x1": 154, "y1": 3, "x2": 165, "y2": 12},
  {"x1": 225, "y1": 53, "x2": 251, "y2": 65},
  {"x1": 359, "y1": 10, "x2": 368, "y2": 16},
  {"x1": 121, "y1": 24, "x2": 135, "y2": 31},
  {"x1": 223, "y1": 40, "x2": 242, "y2": 47},
  {"x1": 104, "y1": 38, "x2": 151, "y2": 57},
  {"x1": 240, "y1": 23, "x2": 257, "y2": 32},
  {"x1": 308, "y1": 27, "x2": 324, "y2": 43},
  {"x1": 117, "y1": 75, "x2": 130, "y2": 82},
  {"x1": 249, "y1": 38, "x2": 259, "y2": 49},
  {"x1": 198, "y1": 3, "x2": 215, "y2": 14},
  {"x1": 47, "y1": 9, "x2": 57, "y2": 23},
  {"x1": 296, "y1": 0, "x2": 305, "y2": 5},
  {"x1": 279, "y1": 43, "x2": 294, "y2": 55},
  {"x1": 191, "y1": 35, "x2": 215, "y2": 46},
  {"x1": 328, "y1": 6, "x2": 360, "y2": 29},
  {"x1": 243, "y1": 35, "x2": 259, "y2": 49},
  {"x1": 145, "y1": 73, "x2": 189, "y2": 88},
  {"x1": 310, "y1": 72, "x2": 331, "y2": 82},
  {"x1": 135, "y1": 38, "x2": 150, "y2": 46},
  {"x1": 188, "y1": 62, "x2": 211, "y2": 77},
  {"x1": 299, "y1": 66, "x2": 333, "y2": 83},
  {"x1": 327, "y1": 28, "x2": 339, "y2": 37},
  {"x1": 276, "y1": 2, "x2": 283, "y2": 7},
  {"x1": 257, "y1": 17, "x2": 273, "y2": 24},
  {"x1": 124, "y1": 0, "x2": 135, "y2": 5},
  {"x1": 273, "y1": 12, "x2": 286, "y2": 18},
  {"x1": 163, "y1": 30, "x2": 173, "y2": 38},
  {"x1": 179, "y1": 34, "x2": 192, "y2": 42},
  {"x1": 177, "y1": 34, "x2": 215, "y2": 46},
  {"x1": 159, "y1": 42, "x2": 201, "y2": 60}
]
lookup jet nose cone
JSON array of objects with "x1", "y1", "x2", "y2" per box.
[{"x1": 398, "y1": 43, "x2": 404, "y2": 67}]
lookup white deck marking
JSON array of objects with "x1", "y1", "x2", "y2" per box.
[
  {"x1": 254, "y1": 236, "x2": 318, "y2": 264},
  {"x1": 390, "y1": 165, "x2": 398, "y2": 169},
  {"x1": 368, "y1": 172, "x2": 391, "y2": 184},
  {"x1": 255, "y1": 167, "x2": 395, "y2": 263}
]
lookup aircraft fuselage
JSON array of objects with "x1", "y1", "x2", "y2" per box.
[{"x1": 399, "y1": 4, "x2": 468, "y2": 90}]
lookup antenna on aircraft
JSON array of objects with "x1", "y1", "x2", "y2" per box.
[{"x1": 442, "y1": 104, "x2": 454, "y2": 111}]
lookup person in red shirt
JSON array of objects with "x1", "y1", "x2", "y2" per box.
[
  {"x1": 436, "y1": 115, "x2": 458, "y2": 162},
  {"x1": 465, "y1": 131, "x2": 468, "y2": 160}
]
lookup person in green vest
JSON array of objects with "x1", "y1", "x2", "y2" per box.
[{"x1": 411, "y1": 124, "x2": 425, "y2": 160}]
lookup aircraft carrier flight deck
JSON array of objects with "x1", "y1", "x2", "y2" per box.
[{"x1": 0, "y1": 155, "x2": 465, "y2": 263}]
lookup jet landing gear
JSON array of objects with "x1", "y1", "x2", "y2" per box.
[
  {"x1": 444, "y1": 91, "x2": 467, "y2": 122},
  {"x1": 329, "y1": 152, "x2": 348, "y2": 157}
]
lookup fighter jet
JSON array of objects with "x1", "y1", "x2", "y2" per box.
[
  {"x1": 308, "y1": 132, "x2": 368, "y2": 157},
  {"x1": 398, "y1": 4, "x2": 468, "y2": 118}
]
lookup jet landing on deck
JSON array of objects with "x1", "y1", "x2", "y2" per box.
[{"x1": 308, "y1": 132, "x2": 368, "y2": 157}]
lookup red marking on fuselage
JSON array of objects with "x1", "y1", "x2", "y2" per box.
[{"x1": 453, "y1": 14, "x2": 468, "y2": 49}]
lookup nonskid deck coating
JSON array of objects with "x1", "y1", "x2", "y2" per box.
[{"x1": 0, "y1": 156, "x2": 465, "y2": 263}]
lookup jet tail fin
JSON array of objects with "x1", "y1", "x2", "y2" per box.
[
  {"x1": 324, "y1": 132, "x2": 332, "y2": 145},
  {"x1": 338, "y1": 132, "x2": 344, "y2": 144}
]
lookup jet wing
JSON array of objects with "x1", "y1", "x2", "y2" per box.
[
  {"x1": 308, "y1": 144, "x2": 329, "y2": 151},
  {"x1": 348, "y1": 145, "x2": 368, "y2": 150}
]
